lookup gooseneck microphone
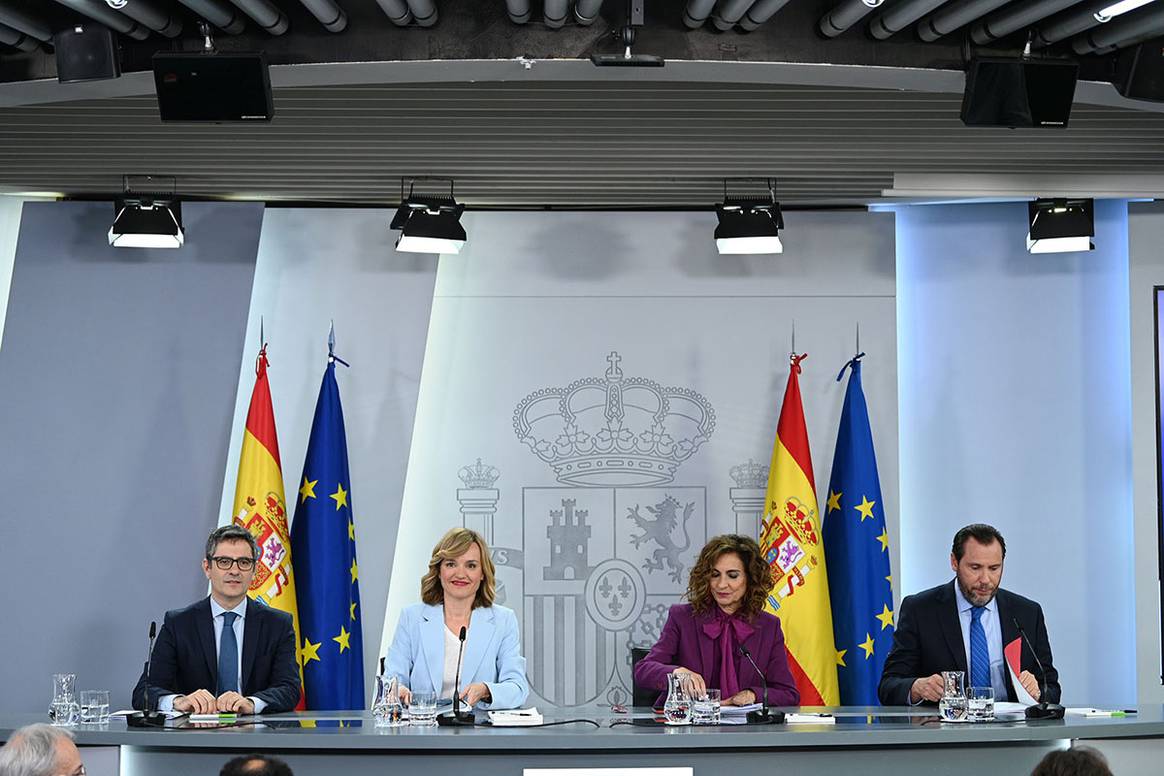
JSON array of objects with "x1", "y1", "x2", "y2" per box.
[
  {"x1": 1011, "y1": 617, "x2": 1064, "y2": 720},
  {"x1": 738, "y1": 645, "x2": 784, "y2": 725},
  {"x1": 438, "y1": 626, "x2": 475, "y2": 726},
  {"x1": 128, "y1": 621, "x2": 166, "y2": 728}
]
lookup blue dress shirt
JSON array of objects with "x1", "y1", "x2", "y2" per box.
[{"x1": 953, "y1": 583, "x2": 1008, "y2": 701}]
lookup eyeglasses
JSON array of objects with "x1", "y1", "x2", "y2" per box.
[
  {"x1": 58, "y1": 765, "x2": 85, "y2": 776},
  {"x1": 209, "y1": 556, "x2": 256, "y2": 571}
]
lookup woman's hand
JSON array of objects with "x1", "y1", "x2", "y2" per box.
[
  {"x1": 460, "y1": 682, "x2": 492, "y2": 706},
  {"x1": 723, "y1": 689, "x2": 757, "y2": 707},
  {"x1": 672, "y1": 668, "x2": 706, "y2": 697},
  {"x1": 398, "y1": 686, "x2": 412, "y2": 705}
]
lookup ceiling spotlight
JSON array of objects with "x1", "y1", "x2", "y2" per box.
[
  {"x1": 715, "y1": 179, "x2": 784, "y2": 255},
  {"x1": 390, "y1": 178, "x2": 466, "y2": 254},
  {"x1": 1026, "y1": 198, "x2": 1094, "y2": 254},
  {"x1": 109, "y1": 197, "x2": 184, "y2": 249}
]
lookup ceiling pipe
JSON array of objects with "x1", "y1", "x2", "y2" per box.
[
  {"x1": 544, "y1": 0, "x2": 567, "y2": 28},
  {"x1": 174, "y1": 0, "x2": 246, "y2": 34},
  {"x1": 226, "y1": 0, "x2": 289, "y2": 35},
  {"x1": 105, "y1": 1, "x2": 183, "y2": 37},
  {"x1": 818, "y1": 0, "x2": 884, "y2": 37},
  {"x1": 50, "y1": 0, "x2": 150, "y2": 40},
  {"x1": 0, "y1": 20, "x2": 39, "y2": 51},
  {"x1": 574, "y1": 0, "x2": 603, "y2": 25},
  {"x1": 404, "y1": 0, "x2": 437, "y2": 27},
  {"x1": 868, "y1": 0, "x2": 949, "y2": 39},
  {"x1": 916, "y1": 0, "x2": 1010, "y2": 42},
  {"x1": 376, "y1": 0, "x2": 413, "y2": 25},
  {"x1": 1032, "y1": 0, "x2": 1112, "y2": 47},
  {"x1": 738, "y1": 0, "x2": 796, "y2": 31},
  {"x1": 971, "y1": 0, "x2": 1082, "y2": 45},
  {"x1": 684, "y1": 0, "x2": 717, "y2": 28},
  {"x1": 1070, "y1": 5, "x2": 1164, "y2": 52},
  {"x1": 297, "y1": 0, "x2": 347, "y2": 32},
  {"x1": 712, "y1": 0, "x2": 760, "y2": 31},
  {"x1": 0, "y1": 4, "x2": 52, "y2": 41},
  {"x1": 1091, "y1": 29, "x2": 1164, "y2": 54}
]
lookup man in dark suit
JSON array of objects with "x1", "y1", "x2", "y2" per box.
[
  {"x1": 133, "y1": 525, "x2": 300, "y2": 714},
  {"x1": 878, "y1": 523, "x2": 1059, "y2": 706}
]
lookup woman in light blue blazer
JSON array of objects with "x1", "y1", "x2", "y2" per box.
[{"x1": 386, "y1": 527, "x2": 529, "y2": 710}]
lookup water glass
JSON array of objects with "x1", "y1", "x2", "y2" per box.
[
  {"x1": 49, "y1": 674, "x2": 79, "y2": 727},
  {"x1": 408, "y1": 691, "x2": 438, "y2": 727},
  {"x1": 691, "y1": 689, "x2": 721, "y2": 726},
  {"x1": 967, "y1": 686, "x2": 995, "y2": 722},
  {"x1": 79, "y1": 690, "x2": 111, "y2": 724}
]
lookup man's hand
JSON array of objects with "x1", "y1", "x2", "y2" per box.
[
  {"x1": 216, "y1": 691, "x2": 256, "y2": 714},
  {"x1": 1018, "y1": 671, "x2": 1041, "y2": 702},
  {"x1": 672, "y1": 668, "x2": 706, "y2": 697},
  {"x1": 723, "y1": 689, "x2": 757, "y2": 707},
  {"x1": 910, "y1": 674, "x2": 945, "y2": 703},
  {"x1": 460, "y1": 682, "x2": 492, "y2": 707},
  {"x1": 173, "y1": 689, "x2": 216, "y2": 714}
]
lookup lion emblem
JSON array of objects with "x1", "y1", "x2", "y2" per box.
[{"x1": 627, "y1": 494, "x2": 694, "y2": 582}]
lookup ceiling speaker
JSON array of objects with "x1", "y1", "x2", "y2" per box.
[{"x1": 53, "y1": 25, "x2": 120, "y2": 84}]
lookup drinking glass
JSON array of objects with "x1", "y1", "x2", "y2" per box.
[
  {"x1": 80, "y1": 690, "x2": 110, "y2": 724},
  {"x1": 691, "y1": 689, "x2": 721, "y2": 726},
  {"x1": 408, "y1": 691, "x2": 438, "y2": 727},
  {"x1": 49, "y1": 674, "x2": 79, "y2": 727},
  {"x1": 938, "y1": 670, "x2": 968, "y2": 722},
  {"x1": 967, "y1": 686, "x2": 995, "y2": 722}
]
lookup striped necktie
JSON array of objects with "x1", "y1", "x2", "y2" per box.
[{"x1": 969, "y1": 606, "x2": 990, "y2": 689}]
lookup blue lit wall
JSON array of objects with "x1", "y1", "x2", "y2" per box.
[{"x1": 896, "y1": 200, "x2": 1134, "y2": 706}]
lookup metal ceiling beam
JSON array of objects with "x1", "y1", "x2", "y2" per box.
[
  {"x1": 174, "y1": 0, "x2": 247, "y2": 34},
  {"x1": 819, "y1": 0, "x2": 884, "y2": 37},
  {"x1": 869, "y1": 0, "x2": 950, "y2": 39},
  {"x1": 574, "y1": 0, "x2": 603, "y2": 25},
  {"x1": 50, "y1": 0, "x2": 150, "y2": 40},
  {"x1": 916, "y1": 0, "x2": 1010, "y2": 42},
  {"x1": 0, "y1": 20, "x2": 38, "y2": 51},
  {"x1": 297, "y1": 0, "x2": 348, "y2": 32},
  {"x1": 227, "y1": 0, "x2": 289, "y2": 35},
  {"x1": 1070, "y1": 5, "x2": 1164, "y2": 52},
  {"x1": 108, "y1": 0, "x2": 183, "y2": 37},
  {"x1": 970, "y1": 0, "x2": 1082, "y2": 45},
  {"x1": 739, "y1": 0, "x2": 796, "y2": 31},
  {"x1": 1033, "y1": 0, "x2": 1110, "y2": 47},
  {"x1": 0, "y1": 3, "x2": 51, "y2": 41}
]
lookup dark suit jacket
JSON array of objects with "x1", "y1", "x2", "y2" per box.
[
  {"x1": 132, "y1": 596, "x2": 300, "y2": 713},
  {"x1": 878, "y1": 581, "x2": 1060, "y2": 706},
  {"x1": 634, "y1": 603, "x2": 800, "y2": 707}
]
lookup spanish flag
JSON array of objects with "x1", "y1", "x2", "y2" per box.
[
  {"x1": 759, "y1": 353, "x2": 840, "y2": 705},
  {"x1": 231, "y1": 344, "x2": 305, "y2": 708}
]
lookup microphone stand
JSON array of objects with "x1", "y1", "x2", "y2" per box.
[
  {"x1": 1012, "y1": 617, "x2": 1064, "y2": 720},
  {"x1": 128, "y1": 621, "x2": 167, "y2": 728},
  {"x1": 438, "y1": 626, "x2": 475, "y2": 726},
  {"x1": 738, "y1": 646, "x2": 784, "y2": 725}
]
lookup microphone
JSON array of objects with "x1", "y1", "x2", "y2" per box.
[
  {"x1": 1011, "y1": 617, "x2": 1064, "y2": 720},
  {"x1": 128, "y1": 621, "x2": 166, "y2": 728},
  {"x1": 438, "y1": 626, "x2": 474, "y2": 726},
  {"x1": 738, "y1": 645, "x2": 784, "y2": 725}
]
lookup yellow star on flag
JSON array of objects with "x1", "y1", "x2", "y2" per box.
[
  {"x1": 826, "y1": 490, "x2": 842, "y2": 513},
  {"x1": 333, "y1": 625, "x2": 352, "y2": 653},
  {"x1": 876, "y1": 528, "x2": 890, "y2": 552},
  {"x1": 836, "y1": 649, "x2": 847, "y2": 667},
  {"x1": 859, "y1": 633, "x2": 876, "y2": 659},
  {"x1": 330, "y1": 483, "x2": 348, "y2": 511},
  {"x1": 350, "y1": 602, "x2": 357, "y2": 621},
  {"x1": 301, "y1": 637, "x2": 322, "y2": 666},
  {"x1": 876, "y1": 604, "x2": 894, "y2": 631},
  {"x1": 854, "y1": 496, "x2": 876, "y2": 521},
  {"x1": 348, "y1": 520, "x2": 355, "y2": 541},
  {"x1": 299, "y1": 477, "x2": 318, "y2": 503},
  {"x1": 886, "y1": 573, "x2": 893, "y2": 585},
  {"x1": 350, "y1": 558, "x2": 359, "y2": 583}
]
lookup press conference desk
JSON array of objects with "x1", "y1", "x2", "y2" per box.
[{"x1": 3, "y1": 707, "x2": 1163, "y2": 776}]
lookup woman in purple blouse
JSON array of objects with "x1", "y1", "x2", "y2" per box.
[{"x1": 634, "y1": 534, "x2": 800, "y2": 707}]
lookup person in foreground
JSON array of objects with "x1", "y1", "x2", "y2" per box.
[
  {"x1": 220, "y1": 754, "x2": 294, "y2": 776},
  {"x1": 878, "y1": 523, "x2": 1060, "y2": 706},
  {"x1": 132, "y1": 525, "x2": 300, "y2": 714},
  {"x1": 1030, "y1": 747, "x2": 1113, "y2": 776},
  {"x1": 634, "y1": 534, "x2": 800, "y2": 707},
  {"x1": 0, "y1": 724, "x2": 85, "y2": 776},
  {"x1": 386, "y1": 527, "x2": 529, "y2": 709}
]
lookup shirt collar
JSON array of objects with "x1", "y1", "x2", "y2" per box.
[
  {"x1": 210, "y1": 596, "x2": 248, "y2": 620},
  {"x1": 953, "y1": 580, "x2": 994, "y2": 615}
]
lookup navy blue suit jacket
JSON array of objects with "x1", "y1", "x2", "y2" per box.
[{"x1": 132, "y1": 596, "x2": 300, "y2": 712}]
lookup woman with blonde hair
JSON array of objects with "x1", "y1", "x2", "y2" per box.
[
  {"x1": 634, "y1": 534, "x2": 799, "y2": 707},
  {"x1": 385, "y1": 527, "x2": 529, "y2": 709}
]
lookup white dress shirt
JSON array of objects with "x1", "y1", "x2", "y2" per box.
[{"x1": 953, "y1": 583, "x2": 1008, "y2": 701}]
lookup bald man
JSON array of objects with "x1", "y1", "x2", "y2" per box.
[{"x1": 0, "y1": 724, "x2": 84, "y2": 776}]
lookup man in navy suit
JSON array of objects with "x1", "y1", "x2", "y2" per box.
[
  {"x1": 133, "y1": 525, "x2": 300, "y2": 714},
  {"x1": 878, "y1": 524, "x2": 1060, "y2": 706}
]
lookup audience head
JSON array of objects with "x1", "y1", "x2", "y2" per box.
[
  {"x1": 0, "y1": 724, "x2": 83, "y2": 776},
  {"x1": 1030, "y1": 746, "x2": 1113, "y2": 776},
  {"x1": 421, "y1": 527, "x2": 496, "y2": 609},
  {"x1": 685, "y1": 534, "x2": 772, "y2": 619},
  {"x1": 220, "y1": 754, "x2": 294, "y2": 776},
  {"x1": 950, "y1": 523, "x2": 1007, "y2": 607}
]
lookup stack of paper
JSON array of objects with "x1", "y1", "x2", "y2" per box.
[{"x1": 488, "y1": 708, "x2": 543, "y2": 726}]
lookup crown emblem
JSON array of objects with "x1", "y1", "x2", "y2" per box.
[
  {"x1": 730, "y1": 459, "x2": 769, "y2": 488},
  {"x1": 513, "y1": 351, "x2": 716, "y2": 486},
  {"x1": 458, "y1": 458, "x2": 500, "y2": 489}
]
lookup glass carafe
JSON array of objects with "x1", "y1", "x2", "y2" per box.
[
  {"x1": 662, "y1": 672, "x2": 692, "y2": 726},
  {"x1": 49, "y1": 673, "x2": 79, "y2": 727},
  {"x1": 938, "y1": 670, "x2": 968, "y2": 722},
  {"x1": 372, "y1": 674, "x2": 405, "y2": 728}
]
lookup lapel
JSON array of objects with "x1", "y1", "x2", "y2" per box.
[
  {"x1": 420, "y1": 604, "x2": 445, "y2": 694},
  {"x1": 937, "y1": 581, "x2": 967, "y2": 672},
  {"x1": 241, "y1": 598, "x2": 260, "y2": 693},
  {"x1": 460, "y1": 607, "x2": 496, "y2": 685},
  {"x1": 196, "y1": 597, "x2": 218, "y2": 682},
  {"x1": 693, "y1": 609, "x2": 717, "y2": 679}
]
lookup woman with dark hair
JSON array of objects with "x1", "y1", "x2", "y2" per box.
[
  {"x1": 385, "y1": 527, "x2": 529, "y2": 710},
  {"x1": 634, "y1": 534, "x2": 799, "y2": 707}
]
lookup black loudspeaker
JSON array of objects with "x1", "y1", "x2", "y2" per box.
[
  {"x1": 53, "y1": 25, "x2": 120, "y2": 84},
  {"x1": 1117, "y1": 40, "x2": 1164, "y2": 103},
  {"x1": 152, "y1": 52, "x2": 273, "y2": 122},
  {"x1": 961, "y1": 58, "x2": 1077, "y2": 128}
]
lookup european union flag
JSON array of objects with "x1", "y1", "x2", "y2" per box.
[
  {"x1": 823, "y1": 355, "x2": 894, "y2": 705},
  {"x1": 289, "y1": 354, "x2": 364, "y2": 709}
]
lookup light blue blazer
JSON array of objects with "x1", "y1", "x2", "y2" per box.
[{"x1": 386, "y1": 602, "x2": 529, "y2": 710}]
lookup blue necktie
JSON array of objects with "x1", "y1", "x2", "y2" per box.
[
  {"x1": 969, "y1": 606, "x2": 990, "y2": 689},
  {"x1": 217, "y1": 611, "x2": 239, "y2": 696}
]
